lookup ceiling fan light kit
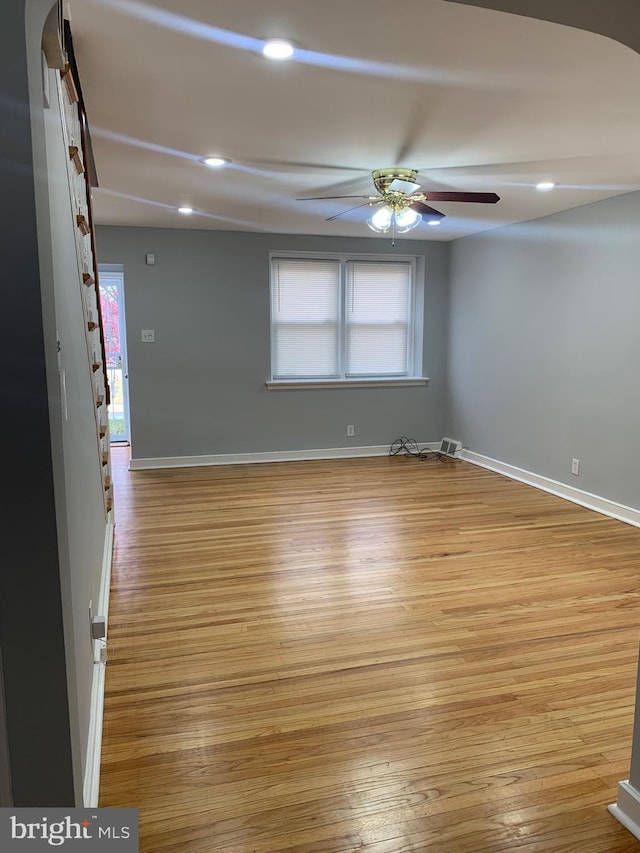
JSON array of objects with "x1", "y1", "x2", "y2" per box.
[
  {"x1": 367, "y1": 204, "x2": 421, "y2": 234},
  {"x1": 298, "y1": 167, "x2": 500, "y2": 240},
  {"x1": 394, "y1": 206, "x2": 422, "y2": 232},
  {"x1": 366, "y1": 206, "x2": 393, "y2": 233}
]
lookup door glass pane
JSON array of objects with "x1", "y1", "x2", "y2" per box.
[
  {"x1": 100, "y1": 283, "x2": 120, "y2": 366},
  {"x1": 99, "y1": 277, "x2": 127, "y2": 441}
]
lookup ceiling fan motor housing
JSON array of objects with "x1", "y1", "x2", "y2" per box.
[{"x1": 372, "y1": 168, "x2": 419, "y2": 194}]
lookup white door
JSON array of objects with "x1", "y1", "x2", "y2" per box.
[{"x1": 98, "y1": 268, "x2": 130, "y2": 444}]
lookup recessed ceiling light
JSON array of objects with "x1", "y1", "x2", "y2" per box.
[
  {"x1": 536, "y1": 181, "x2": 555, "y2": 191},
  {"x1": 202, "y1": 156, "x2": 230, "y2": 168},
  {"x1": 262, "y1": 39, "x2": 295, "y2": 60},
  {"x1": 427, "y1": 219, "x2": 441, "y2": 226},
  {"x1": 178, "y1": 206, "x2": 194, "y2": 215}
]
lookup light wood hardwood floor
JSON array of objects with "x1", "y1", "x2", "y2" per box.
[{"x1": 101, "y1": 449, "x2": 640, "y2": 852}]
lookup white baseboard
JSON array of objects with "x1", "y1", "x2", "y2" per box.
[
  {"x1": 609, "y1": 780, "x2": 640, "y2": 841},
  {"x1": 83, "y1": 662, "x2": 106, "y2": 809},
  {"x1": 460, "y1": 450, "x2": 640, "y2": 529},
  {"x1": 83, "y1": 518, "x2": 114, "y2": 808},
  {"x1": 129, "y1": 442, "x2": 440, "y2": 471}
]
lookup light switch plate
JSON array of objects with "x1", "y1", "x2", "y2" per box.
[{"x1": 141, "y1": 329, "x2": 155, "y2": 342}]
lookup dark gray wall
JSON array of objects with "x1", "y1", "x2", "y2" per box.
[
  {"x1": 445, "y1": 191, "x2": 640, "y2": 510},
  {"x1": 95, "y1": 227, "x2": 449, "y2": 460},
  {"x1": 0, "y1": 645, "x2": 10, "y2": 806},
  {"x1": 0, "y1": 0, "x2": 76, "y2": 804}
]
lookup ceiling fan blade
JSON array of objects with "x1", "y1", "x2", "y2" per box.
[
  {"x1": 326, "y1": 202, "x2": 374, "y2": 222},
  {"x1": 423, "y1": 191, "x2": 500, "y2": 203},
  {"x1": 410, "y1": 201, "x2": 444, "y2": 218},
  {"x1": 296, "y1": 195, "x2": 378, "y2": 201}
]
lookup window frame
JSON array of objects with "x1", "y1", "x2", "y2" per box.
[{"x1": 268, "y1": 251, "x2": 428, "y2": 389}]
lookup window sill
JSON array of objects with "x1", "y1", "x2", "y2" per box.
[{"x1": 266, "y1": 377, "x2": 430, "y2": 390}]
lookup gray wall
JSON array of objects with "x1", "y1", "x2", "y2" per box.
[
  {"x1": 96, "y1": 227, "x2": 449, "y2": 460},
  {"x1": 445, "y1": 190, "x2": 640, "y2": 510},
  {"x1": 0, "y1": 0, "x2": 76, "y2": 804}
]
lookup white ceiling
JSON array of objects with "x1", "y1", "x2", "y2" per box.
[{"x1": 69, "y1": 0, "x2": 640, "y2": 241}]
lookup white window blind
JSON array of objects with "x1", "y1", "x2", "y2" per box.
[
  {"x1": 346, "y1": 261, "x2": 411, "y2": 376},
  {"x1": 271, "y1": 258, "x2": 340, "y2": 378},
  {"x1": 270, "y1": 255, "x2": 415, "y2": 381}
]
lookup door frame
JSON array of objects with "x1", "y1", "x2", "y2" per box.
[{"x1": 98, "y1": 264, "x2": 131, "y2": 444}]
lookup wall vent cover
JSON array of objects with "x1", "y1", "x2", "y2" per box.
[{"x1": 440, "y1": 437, "x2": 462, "y2": 456}]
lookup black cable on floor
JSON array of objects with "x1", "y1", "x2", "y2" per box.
[{"x1": 389, "y1": 436, "x2": 445, "y2": 462}]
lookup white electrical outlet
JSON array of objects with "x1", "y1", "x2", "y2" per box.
[
  {"x1": 141, "y1": 329, "x2": 155, "y2": 342},
  {"x1": 571, "y1": 458, "x2": 580, "y2": 476},
  {"x1": 347, "y1": 425, "x2": 355, "y2": 437}
]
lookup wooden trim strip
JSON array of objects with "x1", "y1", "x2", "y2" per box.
[
  {"x1": 61, "y1": 65, "x2": 79, "y2": 104},
  {"x1": 69, "y1": 145, "x2": 84, "y2": 174}
]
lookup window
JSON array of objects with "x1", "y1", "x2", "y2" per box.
[{"x1": 269, "y1": 254, "x2": 425, "y2": 386}]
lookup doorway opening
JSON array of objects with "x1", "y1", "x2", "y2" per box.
[{"x1": 98, "y1": 265, "x2": 130, "y2": 444}]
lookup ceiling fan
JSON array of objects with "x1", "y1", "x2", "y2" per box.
[{"x1": 297, "y1": 168, "x2": 500, "y2": 235}]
